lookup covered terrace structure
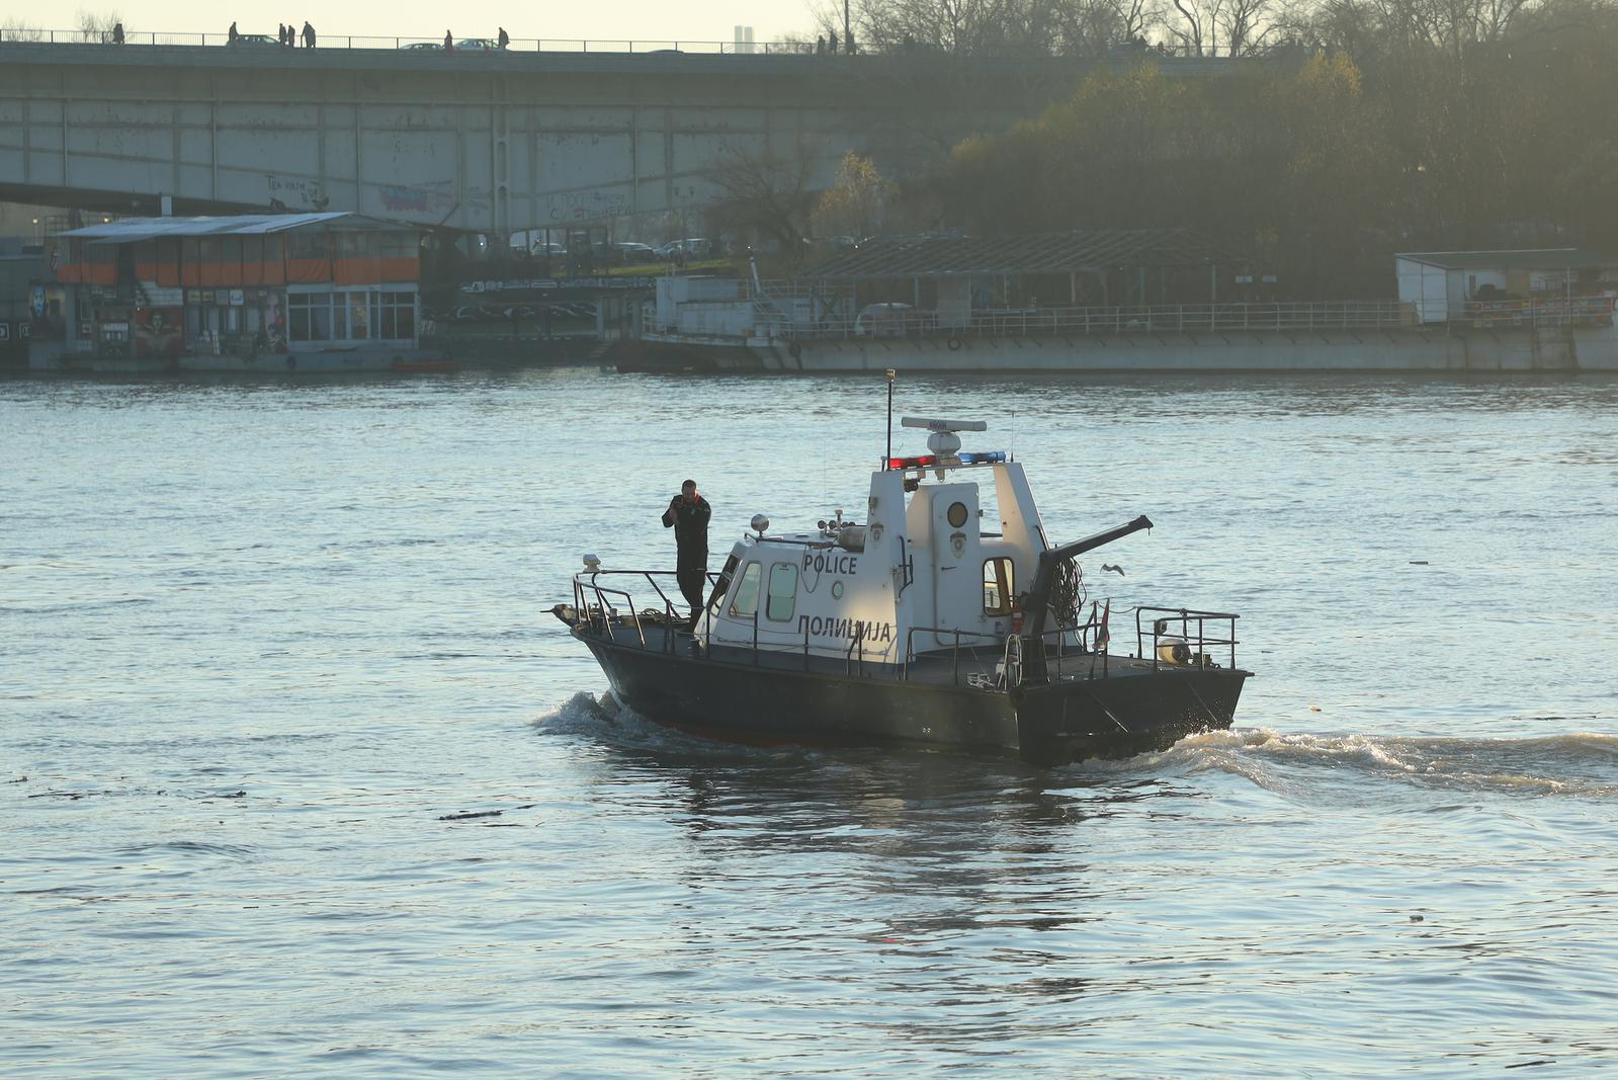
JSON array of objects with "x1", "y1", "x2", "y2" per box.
[
  {"x1": 800, "y1": 228, "x2": 1240, "y2": 331},
  {"x1": 57, "y1": 211, "x2": 421, "y2": 361}
]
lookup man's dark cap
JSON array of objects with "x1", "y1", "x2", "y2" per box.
[{"x1": 681, "y1": 479, "x2": 696, "y2": 490}]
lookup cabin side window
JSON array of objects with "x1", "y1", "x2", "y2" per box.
[
  {"x1": 703, "y1": 553, "x2": 739, "y2": 616},
  {"x1": 766, "y1": 563, "x2": 798, "y2": 622},
  {"x1": 728, "y1": 562, "x2": 761, "y2": 618},
  {"x1": 983, "y1": 557, "x2": 1015, "y2": 615}
]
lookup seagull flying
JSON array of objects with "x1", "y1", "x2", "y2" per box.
[{"x1": 1101, "y1": 563, "x2": 1125, "y2": 576}]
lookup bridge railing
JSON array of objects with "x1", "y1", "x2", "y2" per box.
[
  {"x1": 0, "y1": 28, "x2": 1295, "y2": 58},
  {"x1": 0, "y1": 28, "x2": 829, "y2": 51}
]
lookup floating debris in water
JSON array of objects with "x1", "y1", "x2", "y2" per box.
[{"x1": 440, "y1": 809, "x2": 503, "y2": 821}]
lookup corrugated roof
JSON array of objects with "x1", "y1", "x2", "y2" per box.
[
  {"x1": 1396, "y1": 249, "x2": 1614, "y2": 272},
  {"x1": 61, "y1": 212, "x2": 416, "y2": 243},
  {"x1": 807, "y1": 228, "x2": 1236, "y2": 279}
]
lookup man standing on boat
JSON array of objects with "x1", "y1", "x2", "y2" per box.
[{"x1": 662, "y1": 479, "x2": 711, "y2": 628}]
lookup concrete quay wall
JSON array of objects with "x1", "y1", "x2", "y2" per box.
[{"x1": 625, "y1": 326, "x2": 1618, "y2": 373}]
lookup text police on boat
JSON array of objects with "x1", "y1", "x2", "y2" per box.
[{"x1": 553, "y1": 415, "x2": 1249, "y2": 764}]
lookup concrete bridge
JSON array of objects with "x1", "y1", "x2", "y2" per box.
[{"x1": 0, "y1": 41, "x2": 1257, "y2": 236}]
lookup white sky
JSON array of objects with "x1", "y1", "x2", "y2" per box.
[{"x1": 38, "y1": 0, "x2": 823, "y2": 44}]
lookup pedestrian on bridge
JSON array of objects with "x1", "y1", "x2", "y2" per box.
[
  {"x1": 828, "y1": 30, "x2": 838, "y2": 53},
  {"x1": 302, "y1": 21, "x2": 316, "y2": 47},
  {"x1": 497, "y1": 27, "x2": 509, "y2": 48},
  {"x1": 228, "y1": 21, "x2": 239, "y2": 44},
  {"x1": 111, "y1": 21, "x2": 125, "y2": 44},
  {"x1": 444, "y1": 30, "x2": 454, "y2": 51}
]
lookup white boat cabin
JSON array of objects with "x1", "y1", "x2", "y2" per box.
[{"x1": 701, "y1": 418, "x2": 1051, "y2": 663}]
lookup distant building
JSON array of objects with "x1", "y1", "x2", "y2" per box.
[
  {"x1": 53, "y1": 212, "x2": 427, "y2": 371},
  {"x1": 0, "y1": 236, "x2": 44, "y2": 370},
  {"x1": 1396, "y1": 249, "x2": 1618, "y2": 325}
]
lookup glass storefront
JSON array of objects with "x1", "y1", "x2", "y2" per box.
[{"x1": 288, "y1": 288, "x2": 416, "y2": 345}]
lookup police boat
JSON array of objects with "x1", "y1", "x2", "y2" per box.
[{"x1": 554, "y1": 417, "x2": 1249, "y2": 765}]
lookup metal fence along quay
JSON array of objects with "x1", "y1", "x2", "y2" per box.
[{"x1": 764, "y1": 298, "x2": 1615, "y2": 341}]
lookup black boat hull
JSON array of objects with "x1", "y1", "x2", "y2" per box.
[{"x1": 581, "y1": 631, "x2": 1247, "y2": 765}]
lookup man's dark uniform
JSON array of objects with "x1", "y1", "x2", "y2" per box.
[{"x1": 662, "y1": 492, "x2": 711, "y2": 624}]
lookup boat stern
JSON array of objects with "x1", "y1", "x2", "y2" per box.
[{"x1": 1014, "y1": 664, "x2": 1249, "y2": 765}]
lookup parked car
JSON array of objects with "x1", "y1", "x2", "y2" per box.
[
  {"x1": 854, "y1": 302, "x2": 929, "y2": 337},
  {"x1": 612, "y1": 242, "x2": 657, "y2": 263},
  {"x1": 227, "y1": 33, "x2": 280, "y2": 47},
  {"x1": 654, "y1": 238, "x2": 714, "y2": 260},
  {"x1": 400, "y1": 41, "x2": 443, "y2": 50}
]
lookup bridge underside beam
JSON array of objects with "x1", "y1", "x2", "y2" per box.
[{"x1": 0, "y1": 43, "x2": 1265, "y2": 234}]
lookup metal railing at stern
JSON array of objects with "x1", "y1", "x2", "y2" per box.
[{"x1": 1134, "y1": 607, "x2": 1239, "y2": 671}]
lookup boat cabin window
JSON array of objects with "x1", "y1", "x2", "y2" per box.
[
  {"x1": 983, "y1": 557, "x2": 1015, "y2": 615},
  {"x1": 766, "y1": 563, "x2": 798, "y2": 622},
  {"x1": 728, "y1": 562, "x2": 761, "y2": 618}
]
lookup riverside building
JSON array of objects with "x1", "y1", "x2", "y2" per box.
[{"x1": 48, "y1": 212, "x2": 436, "y2": 372}]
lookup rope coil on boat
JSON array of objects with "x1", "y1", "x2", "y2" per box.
[{"x1": 1047, "y1": 555, "x2": 1085, "y2": 630}]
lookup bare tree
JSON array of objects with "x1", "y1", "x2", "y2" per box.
[
  {"x1": 1054, "y1": 0, "x2": 1157, "y2": 53},
  {"x1": 1280, "y1": 0, "x2": 1543, "y2": 55},
  {"x1": 76, "y1": 8, "x2": 126, "y2": 44},
  {"x1": 829, "y1": 0, "x2": 1076, "y2": 54},
  {"x1": 707, "y1": 139, "x2": 825, "y2": 260},
  {"x1": 1, "y1": 20, "x2": 45, "y2": 41},
  {"x1": 1163, "y1": 0, "x2": 1281, "y2": 53}
]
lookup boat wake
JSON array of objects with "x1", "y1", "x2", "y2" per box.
[
  {"x1": 538, "y1": 692, "x2": 1618, "y2": 799},
  {"x1": 534, "y1": 691, "x2": 820, "y2": 763},
  {"x1": 1131, "y1": 726, "x2": 1618, "y2": 799}
]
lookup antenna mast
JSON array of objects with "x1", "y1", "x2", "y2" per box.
[{"x1": 885, "y1": 368, "x2": 896, "y2": 464}]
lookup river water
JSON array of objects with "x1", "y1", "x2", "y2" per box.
[{"x1": 3, "y1": 370, "x2": 1617, "y2": 1076}]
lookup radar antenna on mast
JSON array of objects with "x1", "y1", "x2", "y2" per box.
[{"x1": 899, "y1": 417, "x2": 989, "y2": 433}]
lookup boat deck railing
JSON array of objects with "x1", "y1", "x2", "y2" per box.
[
  {"x1": 569, "y1": 569, "x2": 1205, "y2": 690},
  {"x1": 1135, "y1": 607, "x2": 1240, "y2": 671},
  {"x1": 572, "y1": 569, "x2": 722, "y2": 648}
]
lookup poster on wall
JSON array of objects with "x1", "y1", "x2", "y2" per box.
[{"x1": 133, "y1": 308, "x2": 185, "y2": 359}]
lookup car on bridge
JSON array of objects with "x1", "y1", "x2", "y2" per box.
[
  {"x1": 399, "y1": 39, "x2": 498, "y2": 52},
  {"x1": 227, "y1": 33, "x2": 281, "y2": 48}
]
